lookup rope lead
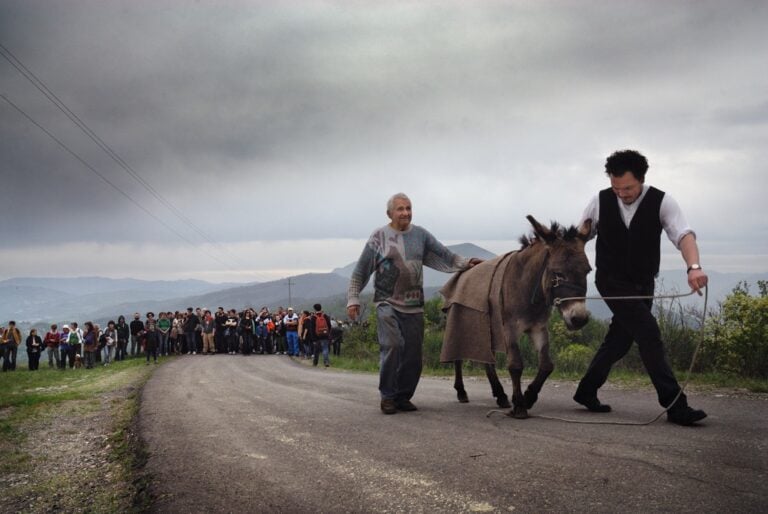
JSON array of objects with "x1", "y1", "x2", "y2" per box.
[{"x1": 497, "y1": 286, "x2": 709, "y2": 426}]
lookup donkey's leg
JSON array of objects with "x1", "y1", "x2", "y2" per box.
[
  {"x1": 454, "y1": 360, "x2": 469, "y2": 403},
  {"x1": 484, "y1": 363, "x2": 511, "y2": 408},
  {"x1": 524, "y1": 326, "x2": 554, "y2": 409},
  {"x1": 505, "y1": 335, "x2": 528, "y2": 419}
]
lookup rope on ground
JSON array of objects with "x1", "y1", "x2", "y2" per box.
[{"x1": 487, "y1": 286, "x2": 709, "y2": 426}]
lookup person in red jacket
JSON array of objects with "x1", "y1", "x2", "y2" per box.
[{"x1": 44, "y1": 323, "x2": 61, "y2": 369}]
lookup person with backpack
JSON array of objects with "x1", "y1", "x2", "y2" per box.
[
  {"x1": 309, "y1": 303, "x2": 332, "y2": 368},
  {"x1": 67, "y1": 322, "x2": 83, "y2": 369},
  {"x1": 2, "y1": 321, "x2": 22, "y2": 372}
]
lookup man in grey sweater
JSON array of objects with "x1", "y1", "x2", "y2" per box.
[{"x1": 347, "y1": 193, "x2": 482, "y2": 414}]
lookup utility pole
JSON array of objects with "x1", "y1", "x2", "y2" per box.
[{"x1": 286, "y1": 277, "x2": 295, "y2": 307}]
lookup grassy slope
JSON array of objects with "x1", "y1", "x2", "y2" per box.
[{"x1": 0, "y1": 358, "x2": 158, "y2": 513}]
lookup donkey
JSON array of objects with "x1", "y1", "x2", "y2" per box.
[{"x1": 440, "y1": 215, "x2": 592, "y2": 418}]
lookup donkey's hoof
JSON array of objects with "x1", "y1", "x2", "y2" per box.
[
  {"x1": 524, "y1": 390, "x2": 539, "y2": 409},
  {"x1": 457, "y1": 391, "x2": 469, "y2": 403},
  {"x1": 496, "y1": 395, "x2": 511, "y2": 409},
  {"x1": 508, "y1": 406, "x2": 529, "y2": 419}
]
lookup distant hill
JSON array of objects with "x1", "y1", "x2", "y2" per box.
[
  {"x1": 87, "y1": 272, "x2": 351, "y2": 320},
  {"x1": 2, "y1": 248, "x2": 764, "y2": 324},
  {"x1": 0, "y1": 277, "x2": 245, "y2": 322},
  {"x1": 0, "y1": 277, "x2": 240, "y2": 296}
]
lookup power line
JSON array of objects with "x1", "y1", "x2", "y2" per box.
[
  {"x1": 0, "y1": 93, "x2": 240, "y2": 273},
  {"x1": 0, "y1": 42, "x2": 253, "y2": 271}
]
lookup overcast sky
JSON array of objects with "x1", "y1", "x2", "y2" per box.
[{"x1": 1, "y1": 0, "x2": 766, "y2": 283}]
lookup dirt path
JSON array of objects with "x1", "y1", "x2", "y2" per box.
[
  {"x1": 0, "y1": 368, "x2": 151, "y2": 513},
  {"x1": 140, "y1": 355, "x2": 768, "y2": 513}
]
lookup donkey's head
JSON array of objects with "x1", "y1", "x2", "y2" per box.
[{"x1": 526, "y1": 215, "x2": 593, "y2": 330}]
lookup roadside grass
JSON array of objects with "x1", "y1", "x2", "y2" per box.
[
  {"x1": 328, "y1": 355, "x2": 768, "y2": 393},
  {"x1": 0, "y1": 357, "x2": 160, "y2": 513}
]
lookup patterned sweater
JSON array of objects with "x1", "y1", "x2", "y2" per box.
[{"x1": 347, "y1": 224, "x2": 470, "y2": 314}]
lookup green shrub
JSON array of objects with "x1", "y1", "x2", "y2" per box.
[
  {"x1": 556, "y1": 344, "x2": 594, "y2": 374},
  {"x1": 702, "y1": 281, "x2": 768, "y2": 378}
]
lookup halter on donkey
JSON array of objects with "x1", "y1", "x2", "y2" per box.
[{"x1": 440, "y1": 215, "x2": 593, "y2": 418}]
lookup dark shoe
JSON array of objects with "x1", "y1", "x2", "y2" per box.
[
  {"x1": 573, "y1": 392, "x2": 612, "y2": 412},
  {"x1": 667, "y1": 406, "x2": 707, "y2": 426},
  {"x1": 380, "y1": 399, "x2": 397, "y2": 415},
  {"x1": 396, "y1": 400, "x2": 418, "y2": 412}
]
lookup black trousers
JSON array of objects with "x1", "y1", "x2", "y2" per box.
[
  {"x1": 226, "y1": 332, "x2": 239, "y2": 353},
  {"x1": 577, "y1": 271, "x2": 685, "y2": 408},
  {"x1": 28, "y1": 351, "x2": 41, "y2": 370},
  {"x1": 215, "y1": 330, "x2": 225, "y2": 353},
  {"x1": 242, "y1": 333, "x2": 253, "y2": 355}
]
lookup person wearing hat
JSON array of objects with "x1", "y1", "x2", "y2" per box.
[
  {"x1": 283, "y1": 307, "x2": 300, "y2": 357},
  {"x1": 129, "y1": 313, "x2": 144, "y2": 357},
  {"x1": 59, "y1": 325, "x2": 72, "y2": 369}
]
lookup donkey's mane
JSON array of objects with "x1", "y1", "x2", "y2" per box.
[{"x1": 518, "y1": 221, "x2": 580, "y2": 249}]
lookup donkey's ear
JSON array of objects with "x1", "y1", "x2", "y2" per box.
[
  {"x1": 577, "y1": 218, "x2": 593, "y2": 242},
  {"x1": 527, "y1": 215, "x2": 556, "y2": 243}
]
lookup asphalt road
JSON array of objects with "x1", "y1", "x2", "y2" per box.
[{"x1": 139, "y1": 355, "x2": 767, "y2": 513}]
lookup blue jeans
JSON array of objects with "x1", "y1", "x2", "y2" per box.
[
  {"x1": 312, "y1": 339, "x2": 330, "y2": 366},
  {"x1": 158, "y1": 332, "x2": 169, "y2": 355},
  {"x1": 376, "y1": 304, "x2": 424, "y2": 401},
  {"x1": 2, "y1": 344, "x2": 17, "y2": 371},
  {"x1": 286, "y1": 331, "x2": 299, "y2": 356},
  {"x1": 103, "y1": 345, "x2": 114, "y2": 364}
]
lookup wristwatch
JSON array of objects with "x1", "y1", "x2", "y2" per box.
[{"x1": 687, "y1": 263, "x2": 702, "y2": 273}]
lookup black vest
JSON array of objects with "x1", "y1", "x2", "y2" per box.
[{"x1": 596, "y1": 186, "x2": 665, "y2": 284}]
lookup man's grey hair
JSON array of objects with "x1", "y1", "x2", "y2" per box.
[{"x1": 386, "y1": 192, "x2": 410, "y2": 214}]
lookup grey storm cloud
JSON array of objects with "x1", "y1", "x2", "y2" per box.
[{"x1": 1, "y1": 0, "x2": 767, "y2": 264}]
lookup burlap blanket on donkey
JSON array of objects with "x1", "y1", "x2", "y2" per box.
[{"x1": 439, "y1": 252, "x2": 517, "y2": 364}]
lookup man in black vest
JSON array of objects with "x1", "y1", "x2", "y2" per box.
[{"x1": 573, "y1": 149, "x2": 708, "y2": 426}]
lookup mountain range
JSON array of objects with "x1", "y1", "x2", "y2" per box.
[{"x1": 2, "y1": 243, "x2": 764, "y2": 325}]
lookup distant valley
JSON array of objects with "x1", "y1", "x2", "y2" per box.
[{"x1": 1, "y1": 243, "x2": 764, "y2": 325}]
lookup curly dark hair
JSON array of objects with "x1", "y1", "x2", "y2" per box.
[{"x1": 605, "y1": 149, "x2": 649, "y2": 182}]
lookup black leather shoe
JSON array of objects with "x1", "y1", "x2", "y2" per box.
[
  {"x1": 396, "y1": 400, "x2": 418, "y2": 412},
  {"x1": 380, "y1": 399, "x2": 397, "y2": 415},
  {"x1": 667, "y1": 406, "x2": 707, "y2": 426},
  {"x1": 573, "y1": 393, "x2": 612, "y2": 413}
]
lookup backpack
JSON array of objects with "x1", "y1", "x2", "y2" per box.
[{"x1": 314, "y1": 314, "x2": 329, "y2": 338}]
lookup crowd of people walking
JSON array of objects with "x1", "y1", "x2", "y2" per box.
[{"x1": 0, "y1": 303, "x2": 344, "y2": 372}]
